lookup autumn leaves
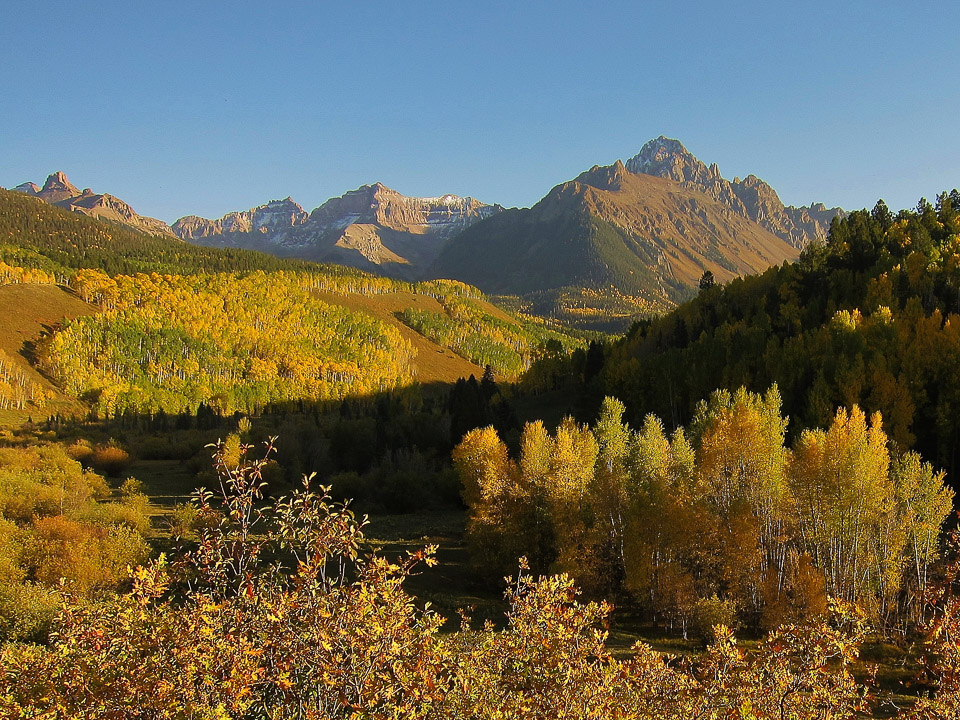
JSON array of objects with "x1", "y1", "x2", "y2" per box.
[
  {"x1": 454, "y1": 388, "x2": 954, "y2": 637},
  {"x1": 44, "y1": 270, "x2": 417, "y2": 415}
]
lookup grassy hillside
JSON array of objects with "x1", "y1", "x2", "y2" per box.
[
  {"x1": 312, "y1": 288, "x2": 484, "y2": 384},
  {"x1": 0, "y1": 283, "x2": 95, "y2": 423}
]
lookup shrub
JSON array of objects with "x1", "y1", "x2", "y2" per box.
[
  {"x1": 89, "y1": 445, "x2": 131, "y2": 476},
  {"x1": 690, "y1": 594, "x2": 740, "y2": 643},
  {"x1": 0, "y1": 581, "x2": 59, "y2": 643}
]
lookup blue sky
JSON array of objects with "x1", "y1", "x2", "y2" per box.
[{"x1": 3, "y1": 1, "x2": 959, "y2": 223}]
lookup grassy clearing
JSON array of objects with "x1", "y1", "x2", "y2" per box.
[
  {"x1": 363, "y1": 511, "x2": 505, "y2": 629},
  {"x1": 0, "y1": 284, "x2": 95, "y2": 424},
  {"x1": 312, "y1": 288, "x2": 485, "y2": 385}
]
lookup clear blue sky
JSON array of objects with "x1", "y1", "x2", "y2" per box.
[{"x1": 3, "y1": 1, "x2": 959, "y2": 224}]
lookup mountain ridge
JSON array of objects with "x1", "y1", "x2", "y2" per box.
[
  {"x1": 13, "y1": 172, "x2": 175, "y2": 237},
  {"x1": 175, "y1": 183, "x2": 504, "y2": 279},
  {"x1": 626, "y1": 136, "x2": 842, "y2": 248},
  {"x1": 429, "y1": 153, "x2": 803, "y2": 313},
  {"x1": 7, "y1": 140, "x2": 843, "y2": 321}
]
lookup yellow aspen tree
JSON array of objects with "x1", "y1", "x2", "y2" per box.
[
  {"x1": 452, "y1": 426, "x2": 525, "y2": 574},
  {"x1": 789, "y1": 406, "x2": 890, "y2": 607},
  {"x1": 694, "y1": 386, "x2": 791, "y2": 620},
  {"x1": 622, "y1": 414, "x2": 700, "y2": 630},
  {"x1": 589, "y1": 397, "x2": 632, "y2": 593},
  {"x1": 891, "y1": 451, "x2": 954, "y2": 625},
  {"x1": 547, "y1": 417, "x2": 599, "y2": 585}
]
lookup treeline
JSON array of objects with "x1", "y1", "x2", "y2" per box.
[
  {"x1": 0, "y1": 260, "x2": 56, "y2": 286},
  {"x1": 453, "y1": 388, "x2": 953, "y2": 636},
  {"x1": 4, "y1": 440, "x2": 960, "y2": 718},
  {"x1": 499, "y1": 284, "x2": 667, "y2": 333},
  {"x1": 40, "y1": 270, "x2": 416, "y2": 415},
  {"x1": 563, "y1": 190, "x2": 960, "y2": 477}
]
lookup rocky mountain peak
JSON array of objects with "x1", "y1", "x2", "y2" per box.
[
  {"x1": 626, "y1": 136, "x2": 715, "y2": 185},
  {"x1": 262, "y1": 196, "x2": 306, "y2": 213},
  {"x1": 38, "y1": 171, "x2": 81, "y2": 202},
  {"x1": 12, "y1": 171, "x2": 174, "y2": 236},
  {"x1": 173, "y1": 197, "x2": 309, "y2": 240},
  {"x1": 43, "y1": 171, "x2": 80, "y2": 193},
  {"x1": 625, "y1": 137, "x2": 842, "y2": 249}
]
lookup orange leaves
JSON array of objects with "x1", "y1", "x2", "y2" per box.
[{"x1": 3, "y1": 432, "x2": 960, "y2": 717}]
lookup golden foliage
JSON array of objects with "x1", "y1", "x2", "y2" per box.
[
  {"x1": 44, "y1": 269, "x2": 417, "y2": 414},
  {"x1": 453, "y1": 388, "x2": 954, "y2": 636},
  {"x1": 6, "y1": 441, "x2": 958, "y2": 717}
]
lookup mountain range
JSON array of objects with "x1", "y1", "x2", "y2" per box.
[
  {"x1": 173, "y1": 184, "x2": 502, "y2": 280},
  {"x1": 431, "y1": 138, "x2": 841, "y2": 313},
  {"x1": 10, "y1": 137, "x2": 842, "y2": 313},
  {"x1": 624, "y1": 136, "x2": 839, "y2": 249}
]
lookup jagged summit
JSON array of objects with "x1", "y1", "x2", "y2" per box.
[
  {"x1": 12, "y1": 171, "x2": 175, "y2": 237},
  {"x1": 174, "y1": 198, "x2": 309, "y2": 241},
  {"x1": 626, "y1": 136, "x2": 722, "y2": 186},
  {"x1": 173, "y1": 183, "x2": 503, "y2": 278},
  {"x1": 626, "y1": 136, "x2": 841, "y2": 248},
  {"x1": 41, "y1": 171, "x2": 81, "y2": 199},
  {"x1": 14, "y1": 171, "x2": 82, "y2": 202}
]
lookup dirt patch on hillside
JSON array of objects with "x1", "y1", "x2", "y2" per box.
[
  {"x1": 0, "y1": 284, "x2": 96, "y2": 424},
  {"x1": 313, "y1": 289, "x2": 485, "y2": 385}
]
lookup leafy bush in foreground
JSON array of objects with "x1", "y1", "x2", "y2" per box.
[{"x1": 3, "y1": 440, "x2": 960, "y2": 718}]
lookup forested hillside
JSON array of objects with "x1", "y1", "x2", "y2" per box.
[
  {"x1": 0, "y1": 189, "x2": 586, "y2": 419},
  {"x1": 560, "y1": 191, "x2": 960, "y2": 479},
  {"x1": 39, "y1": 270, "x2": 417, "y2": 415},
  {"x1": 0, "y1": 188, "x2": 319, "y2": 276}
]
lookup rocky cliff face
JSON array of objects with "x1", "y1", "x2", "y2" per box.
[
  {"x1": 175, "y1": 183, "x2": 503, "y2": 278},
  {"x1": 13, "y1": 172, "x2": 175, "y2": 237},
  {"x1": 173, "y1": 198, "x2": 309, "y2": 241},
  {"x1": 626, "y1": 136, "x2": 842, "y2": 248},
  {"x1": 310, "y1": 183, "x2": 499, "y2": 236}
]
